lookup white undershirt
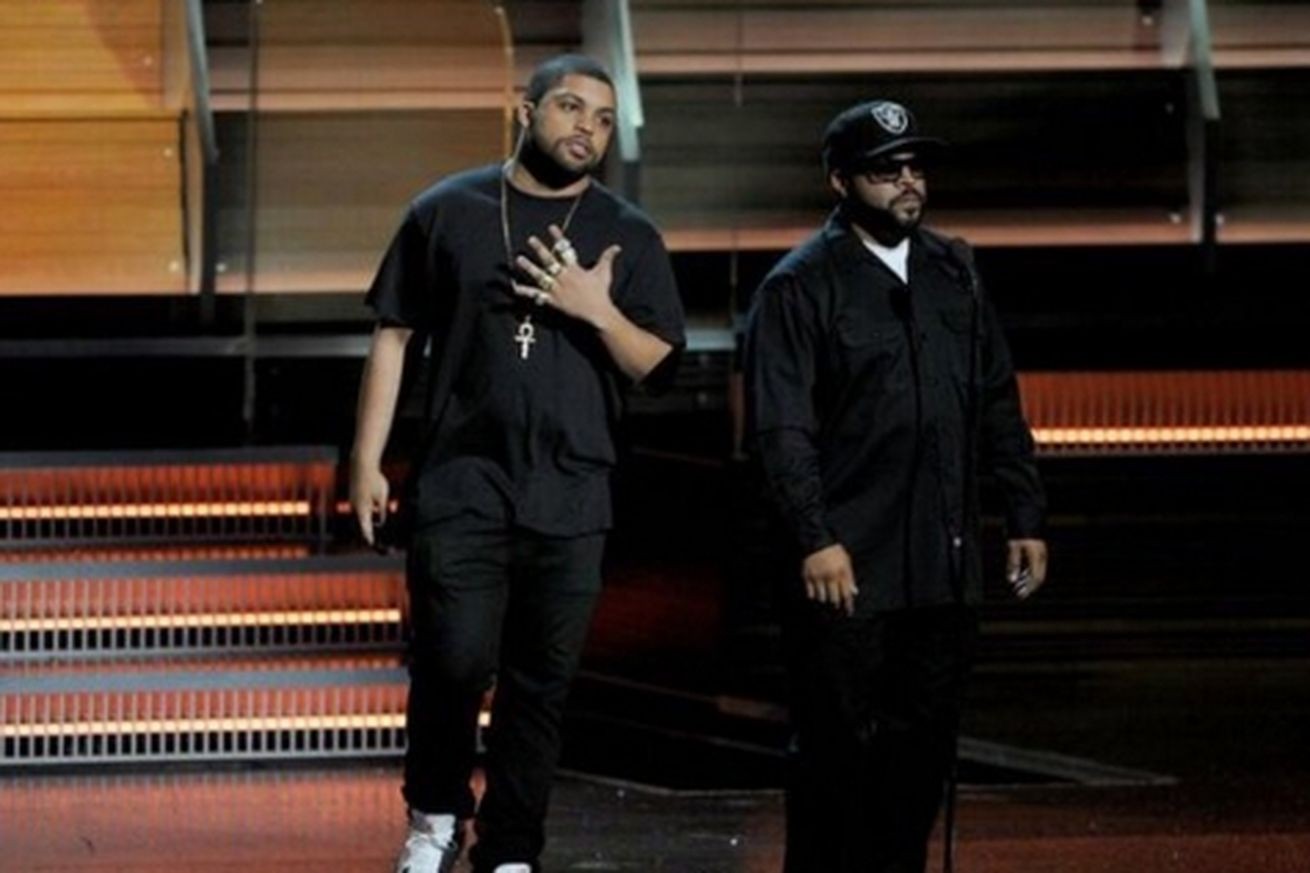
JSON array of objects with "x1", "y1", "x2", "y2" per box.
[{"x1": 862, "y1": 237, "x2": 910, "y2": 284}]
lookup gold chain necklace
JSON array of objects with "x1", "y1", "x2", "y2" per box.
[{"x1": 500, "y1": 163, "x2": 586, "y2": 360}]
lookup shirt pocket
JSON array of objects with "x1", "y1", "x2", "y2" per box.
[
  {"x1": 835, "y1": 316, "x2": 910, "y2": 391},
  {"x1": 935, "y1": 306, "x2": 977, "y2": 395}
]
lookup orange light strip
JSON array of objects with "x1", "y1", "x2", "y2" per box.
[
  {"x1": 3, "y1": 710, "x2": 493, "y2": 739},
  {"x1": 0, "y1": 714, "x2": 406, "y2": 739},
  {"x1": 0, "y1": 545, "x2": 312, "y2": 564},
  {"x1": 1033, "y1": 425, "x2": 1310, "y2": 446},
  {"x1": 0, "y1": 609, "x2": 401, "y2": 634},
  {"x1": 0, "y1": 501, "x2": 312, "y2": 522}
]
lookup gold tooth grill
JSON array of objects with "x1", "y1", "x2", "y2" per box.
[{"x1": 0, "y1": 557, "x2": 405, "y2": 661}]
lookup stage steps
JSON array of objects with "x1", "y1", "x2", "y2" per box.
[
  {"x1": 0, "y1": 448, "x2": 410, "y2": 768},
  {"x1": 0, "y1": 447, "x2": 338, "y2": 551},
  {"x1": 1020, "y1": 370, "x2": 1310, "y2": 457},
  {"x1": 0, "y1": 556, "x2": 404, "y2": 663}
]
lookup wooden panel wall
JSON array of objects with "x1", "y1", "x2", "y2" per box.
[
  {"x1": 0, "y1": 116, "x2": 184, "y2": 294},
  {"x1": 630, "y1": 0, "x2": 1310, "y2": 247},
  {"x1": 211, "y1": 0, "x2": 513, "y2": 293},
  {"x1": 0, "y1": 0, "x2": 185, "y2": 295},
  {"x1": 632, "y1": 1, "x2": 1166, "y2": 75},
  {"x1": 218, "y1": 111, "x2": 506, "y2": 293},
  {"x1": 210, "y1": 0, "x2": 512, "y2": 111},
  {"x1": 0, "y1": 0, "x2": 165, "y2": 113}
]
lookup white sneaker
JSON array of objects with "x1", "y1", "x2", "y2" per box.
[
  {"x1": 394, "y1": 811, "x2": 460, "y2": 873},
  {"x1": 492, "y1": 866, "x2": 532, "y2": 873}
]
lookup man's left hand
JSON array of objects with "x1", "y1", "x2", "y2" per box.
[
  {"x1": 1006, "y1": 538, "x2": 1048, "y2": 600},
  {"x1": 514, "y1": 225, "x2": 622, "y2": 331}
]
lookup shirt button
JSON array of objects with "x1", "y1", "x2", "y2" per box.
[{"x1": 951, "y1": 535, "x2": 963, "y2": 548}]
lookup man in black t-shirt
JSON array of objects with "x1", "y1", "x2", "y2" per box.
[{"x1": 351, "y1": 55, "x2": 684, "y2": 873}]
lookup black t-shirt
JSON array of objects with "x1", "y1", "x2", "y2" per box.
[{"x1": 367, "y1": 164, "x2": 685, "y2": 535}]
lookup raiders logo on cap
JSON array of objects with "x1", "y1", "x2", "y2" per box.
[
  {"x1": 870, "y1": 101, "x2": 909, "y2": 135},
  {"x1": 822, "y1": 99, "x2": 947, "y2": 175}
]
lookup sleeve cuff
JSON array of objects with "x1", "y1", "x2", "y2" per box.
[
  {"x1": 1005, "y1": 507, "x2": 1046, "y2": 540},
  {"x1": 797, "y1": 522, "x2": 839, "y2": 557}
]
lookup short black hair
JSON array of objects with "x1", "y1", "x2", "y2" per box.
[{"x1": 525, "y1": 54, "x2": 615, "y2": 105}]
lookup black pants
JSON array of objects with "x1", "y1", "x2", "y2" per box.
[
  {"x1": 402, "y1": 516, "x2": 605, "y2": 871},
  {"x1": 781, "y1": 600, "x2": 977, "y2": 873}
]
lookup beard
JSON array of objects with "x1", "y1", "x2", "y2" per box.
[
  {"x1": 517, "y1": 126, "x2": 594, "y2": 191},
  {"x1": 841, "y1": 190, "x2": 924, "y2": 244}
]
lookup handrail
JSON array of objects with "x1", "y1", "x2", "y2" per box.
[
  {"x1": 183, "y1": 0, "x2": 220, "y2": 307},
  {"x1": 1164, "y1": 0, "x2": 1221, "y2": 253},
  {"x1": 241, "y1": 0, "x2": 264, "y2": 441},
  {"x1": 1186, "y1": 0, "x2": 1220, "y2": 256},
  {"x1": 1188, "y1": 0, "x2": 1221, "y2": 122},
  {"x1": 583, "y1": 0, "x2": 645, "y2": 199},
  {"x1": 613, "y1": 0, "x2": 644, "y2": 165},
  {"x1": 184, "y1": 0, "x2": 219, "y2": 166}
]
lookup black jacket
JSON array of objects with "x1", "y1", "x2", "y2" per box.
[{"x1": 744, "y1": 208, "x2": 1045, "y2": 612}]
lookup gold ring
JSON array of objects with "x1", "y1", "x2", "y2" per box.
[
  {"x1": 546, "y1": 261, "x2": 564, "y2": 277},
  {"x1": 552, "y1": 238, "x2": 573, "y2": 255},
  {"x1": 539, "y1": 274, "x2": 557, "y2": 292},
  {"x1": 534, "y1": 290, "x2": 549, "y2": 306}
]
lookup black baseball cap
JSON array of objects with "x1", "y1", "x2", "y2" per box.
[{"x1": 822, "y1": 100, "x2": 948, "y2": 176}]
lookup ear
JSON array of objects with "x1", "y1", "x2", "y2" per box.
[
  {"x1": 828, "y1": 170, "x2": 849, "y2": 198},
  {"x1": 516, "y1": 99, "x2": 534, "y2": 130}
]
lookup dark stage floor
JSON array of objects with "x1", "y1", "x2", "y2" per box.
[{"x1": 5, "y1": 654, "x2": 1310, "y2": 873}]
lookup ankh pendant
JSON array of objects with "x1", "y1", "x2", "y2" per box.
[{"x1": 515, "y1": 317, "x2": 536, "y2": 360}]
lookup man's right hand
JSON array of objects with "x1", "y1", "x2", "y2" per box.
[
  {"x1": 802, "y1": 543, "x2": 859, "y2": 616},
  {"x1": 349, "y1": 462, "x2": 390, "y2": 546}
]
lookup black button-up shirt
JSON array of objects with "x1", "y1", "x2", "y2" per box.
[
  {"x1": 744, "y1": 208, "x2": 1045, "y2": 611},
  {"x1": 367, "y1": 165, "x2": 685, "y2": 535}
]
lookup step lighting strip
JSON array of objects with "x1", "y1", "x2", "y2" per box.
[
  {"x1": 1019, "y1": 371, "x2": 1310, "y2": 454},
  {"x1": 0, "y1": 545, "x2": 313, "y2": 564},
  {"x1": 1032, "y1": 425, "x2": 1310, "y2": 447},
  {"x1": 0, "y1": 501, "x2": 313, "y2": 522},
  {"x1": 0, "y1": 714, "x2": 406, "y2": 738},
  {"x1": 1, "y1": 711, "x2": 491, "y2": 739},
  {"x1": 0, "y1": 609, "x2": 402, "y2": 633}
]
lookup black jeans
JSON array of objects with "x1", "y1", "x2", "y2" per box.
[
  {"x1": 402, "y1": 516, "x2": 605, "y2": 871},
  {"x1": 780, "y1": 600, "x2": 977, "y2": 873}
]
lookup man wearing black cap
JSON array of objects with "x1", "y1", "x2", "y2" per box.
[{"x1": 744, "y1": 100, "x2": 1048, "y2": 871}]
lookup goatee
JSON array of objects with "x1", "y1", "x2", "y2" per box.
[
  {"x1": 517, "y1": 132, "x2": 589, "y2": 191},
  {"x1": 840, "y1": 195, "x2": 921, "y2": 245}
]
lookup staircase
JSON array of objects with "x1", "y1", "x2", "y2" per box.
[{"x1": 0, "y1": 449, "x2": 409, "y2": 767}]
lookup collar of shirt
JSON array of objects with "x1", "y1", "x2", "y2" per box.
[
  {"x1": 861, "y1": 236, "x2": 910, "y2": 283},
  {"x1": 823, "y1": 208, "x2": 916, "y2": 286}
]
